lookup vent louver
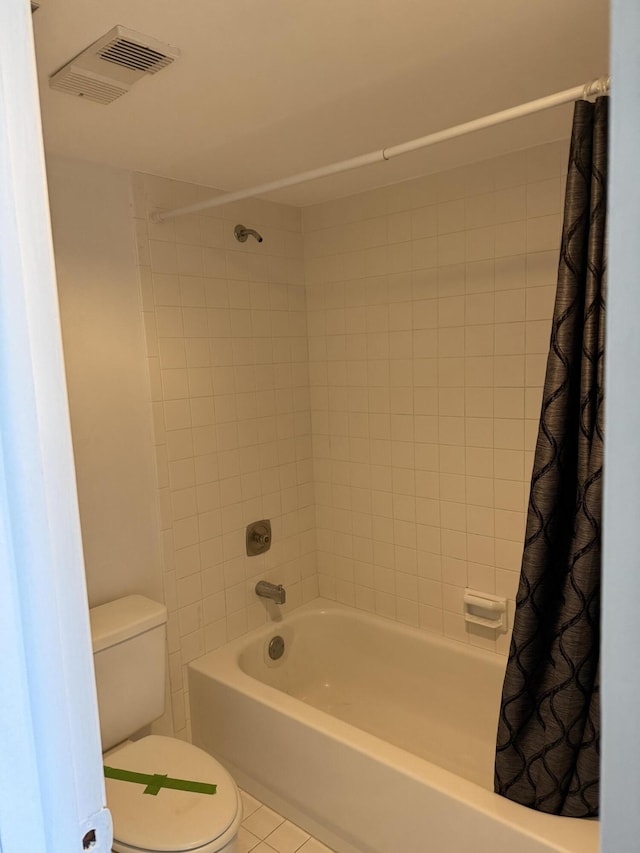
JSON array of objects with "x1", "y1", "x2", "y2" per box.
[
  {"x1": 98, "y1": 37, "x2": 175, "y2": 74},
  {"x1": 49, "y1": 25, "x2": 179, "y2": 105},
  {"x1": 50, "y1": 67, "x2": 129, "y2": 105}
]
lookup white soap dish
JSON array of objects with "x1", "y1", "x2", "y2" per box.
[{"x1": 463, "y1": 589, "x2": 507, "y2": 632}]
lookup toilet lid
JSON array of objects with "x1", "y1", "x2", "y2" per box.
[{"x1": 106, "y1": 735, "x2": 240, "y2": 852}]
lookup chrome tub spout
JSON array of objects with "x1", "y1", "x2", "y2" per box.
[{"x1": 255, "y1": 580, "x2": 286, "y2": 604}]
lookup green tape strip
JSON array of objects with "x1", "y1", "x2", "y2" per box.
[{"x1": 104, "y1": 766, "x2": 217, "y2": 796}]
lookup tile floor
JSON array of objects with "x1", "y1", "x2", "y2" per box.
[{"x1": 239, "y1": 789, "x2": 335, "y2": 853}]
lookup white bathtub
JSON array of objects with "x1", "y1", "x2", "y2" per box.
[{"x1": 189, "y1": 600, "x2": 598, "y2": 853}]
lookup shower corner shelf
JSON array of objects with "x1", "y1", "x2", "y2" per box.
[{"x1": 463, "y1": 589, "x2": 507, "y2": 632}]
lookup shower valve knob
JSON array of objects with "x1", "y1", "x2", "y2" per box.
[
  {"x1": 246, "y1": 520, "x2": 272, "y2": 556},
  {"x1": 252, "y1": 530, "x2": 270, "y2": 546}
]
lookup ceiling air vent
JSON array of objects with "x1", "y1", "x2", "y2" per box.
[{"x1": 49, "y1": 25, "x2": 179, "y2": 105}]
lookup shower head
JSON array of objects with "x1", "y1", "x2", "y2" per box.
[{"x1": 234, "y1": 224, "x2": 263, "y2": 243}]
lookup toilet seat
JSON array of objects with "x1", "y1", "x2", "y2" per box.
[{"x1": 106, "y1": 735, "x2": 241, "y2": 853}]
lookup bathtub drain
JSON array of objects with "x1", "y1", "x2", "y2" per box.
[{"x1": 268, "y1": 635, "x2": 285, "y2": 660}]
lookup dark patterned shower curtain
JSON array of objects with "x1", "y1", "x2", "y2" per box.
[{"x1": 494, "y1": 97, "x2": 607, "y2": 818}]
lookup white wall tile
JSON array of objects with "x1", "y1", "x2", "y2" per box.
[
  {"x1": 302, "y1": 140, "x2": 567, "y2": 656},
  {"x1": 135, "y1": 175, "x2": 314, "y2": 736},
  {"x1": 130, "y1": 138, "x2": 571, "y2": 711}
]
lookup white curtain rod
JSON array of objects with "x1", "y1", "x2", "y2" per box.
[{"x1": 152, "y1": 75, "x2": 610, "y2": 223}]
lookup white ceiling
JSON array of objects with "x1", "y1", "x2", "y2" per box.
[{"x1": 34, "y1": 0, "x2": 609, "y2": 207}]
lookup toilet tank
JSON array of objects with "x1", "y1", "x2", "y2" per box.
[{"x1": 89, "y1": 595, "x2": 167, "y2": 751}]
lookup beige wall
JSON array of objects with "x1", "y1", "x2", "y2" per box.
[
  {"x1": 47, "y1": 157, "x2": 163, "y2": 607},
  {"x1": 302, "y1": 140, "x2": 569, "y2": 655},
  {"x1": 132, "y1": 175, "x2": 317, "y2": 738}
]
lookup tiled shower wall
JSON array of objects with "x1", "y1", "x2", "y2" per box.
[
  {"x1": 132, "y1": 175, "x2": 317, "y2": 738},
  {"x1": 302, "y1": 140, "x2": 569, "y2": 654},
  {"x1": 130, "y1": 138, "x2": 569, "y2": 735}
]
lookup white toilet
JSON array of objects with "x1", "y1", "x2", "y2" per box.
[{"x1": 90, "y1": 595, "x2": 242, "y2": 853}]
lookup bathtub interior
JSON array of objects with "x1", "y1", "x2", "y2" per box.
[{"x1": 236, "y1": 608, "x2": 507, "y2": 789}]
